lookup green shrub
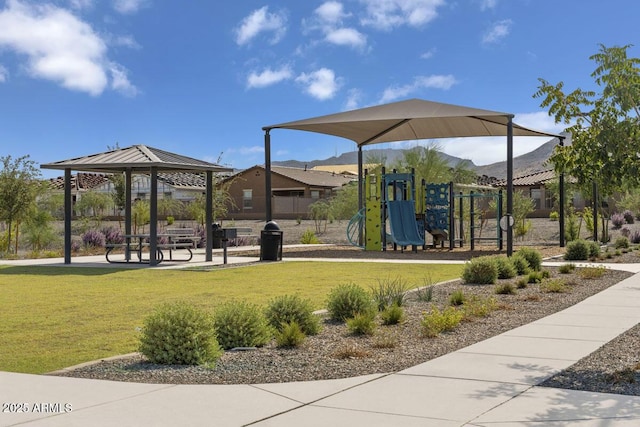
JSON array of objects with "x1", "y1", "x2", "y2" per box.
[
  {"x1": 264, "y1": 295, "x2": 321, "y2": 335},
  {"x1": 346, "y1": 311, "x2": 377, "y2": 335},
  {"x1": 463, "y1": 295, "x2": 498, "y2": 318},
  {"x1": 415, "y1": 284, "x2": 434, "y2": 302},
  {"x1": 588, "y1": 241, "x2": 601, "y2": 258},
  {"x1": 540, "y1": 279, "x2": 567, "y2": 293},
  {"x1": 564, "y1": 239, "x2": 590, "y2": 260},
  {"x1": 300, "y1": 229, "x2": 321, "y2": 244},
  {"x1": 275, "y1": 321, "x2": 306, "y2": 348},
  {"x1": 495, "y1": 282, "x2": 516, "y2": 295},
  {"x1": 420, "y1": 306, "x2": 463, "y2": 338},
  {"x1": 549, "y1": 211, "x2": 559, "y2": 221},
  {"x1": 510, "y1": 254, "x2": 531, "y2": 275},
  {"x1": 577, "y1": 265, "x2": 607, "y2": 279},
  {"x1": 380, "y1": 303, "x2": 405, "y2": 325},
  {"x1": 371, "y1": 277, "x2": 407, "y2": 311},
  {"x1": 326, "y1": 283, "x2": 374, "y2": 321},
  {"x1": 139, "y1": 301, "x2": 222, "y2": 366},
  {"x1": 516, "y1": 248, "x2": 542, "y2": 271},
  {"x1": 462, "y1": 256, "x2": 498, "y2": 284},
  {"x1": 614, "y1": 236, "x2": 630, "y2": 249},
  {"x1": 558, "y1": 263, "x2": 576, "y2": 274},
  {"x1": 449, "y1": 289, "x2": 466, "y2": 306},
  {"x1": 494, "y1": 256, "x2": 517, "y2": 279},
  {"x1": 213, "y1": 300, "x2": 272, "y2": 350},
  {"x1": 527, "y1": 271, "x2": 544, "y2": 284},
  {"x1": 166, "y1": 216, "x2": 175, "y2": 225},
  {"x1": 516, "y1": 278, "x2": 528, "y2": 288}
]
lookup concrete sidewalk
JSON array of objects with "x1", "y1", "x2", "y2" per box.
[{"x1": 2, "y1": 256, "x2": 640, "y2": 425}]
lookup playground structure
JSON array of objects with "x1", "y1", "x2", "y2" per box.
[{"x1": 348, "y1": 168, "x2": 504, "y2": 252}]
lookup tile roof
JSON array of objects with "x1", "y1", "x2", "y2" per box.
[
  {"x1": 48, "y1": 173, "x2": 110, "y2": 190},
  {"x1": 271, "y1": 166, "x2": 356, "y2": 188},
  {"x1": 495, "y1": 169, "x2": 572, "y2": 187}
]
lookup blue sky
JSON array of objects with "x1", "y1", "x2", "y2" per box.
[{"x1": 0, "y1": 0, "x2": 637, "y2": 178}]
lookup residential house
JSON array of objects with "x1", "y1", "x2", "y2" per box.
[
  {"x1": 495, "y1": 169, "x2": 583, "y2": 217},
  {"x1": 49, "y1": 172, "x2": 213, "y2": 217},
  {"x1": 221, "y1": 165, "x2": 356, "y2": 220}
]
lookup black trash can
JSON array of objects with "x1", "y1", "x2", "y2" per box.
[
  {"x1": 212, "y1": 223, "x2": 223, "y2": 249},
  {"x1": 260, "y1": 221, "x2": 283, "y2": 261}
]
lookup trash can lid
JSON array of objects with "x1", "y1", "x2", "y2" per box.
[{"x1": 264, "y1": 220, "x2": 280, "y2": 231}]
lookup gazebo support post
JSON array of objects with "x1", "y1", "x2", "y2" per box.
[
  {"x1": 507, "y1": 116, "x2": 514, "y2": 256},
  {"x1": 149, "y1": 167, "x2": 158, "y2": 266},
  {"x1": 206, "y1": 171, "x2": 213, "y2": 262},
  {"x1": 64, "y1": 168, "x2": 72, "y2": 264},
  {"x1": 559, "y1": 136, "x2": 566, "y2": 248},
  {"x1": 358, "y1": 146, "x2": 364, "y2": 246},
  {"x1": 264, "y1": 130, "x2": 272, "y2": 222},
  {"x1": 125, "y1": 168, "x2": 132, "y2": 261}
]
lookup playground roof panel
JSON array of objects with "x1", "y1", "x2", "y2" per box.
[{"x1": 263, "y1": 98, "x2": 558, "y2": 145}]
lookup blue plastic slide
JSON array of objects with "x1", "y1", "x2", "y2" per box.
[{"x1": 386, "y1": 200, "x2": 424, "y2": 247}]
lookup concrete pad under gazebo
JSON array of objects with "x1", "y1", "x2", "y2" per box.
[{"x1": 41, "y1": 145, "x2": 233, "y2": 266}]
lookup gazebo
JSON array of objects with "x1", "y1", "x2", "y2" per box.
[
  {"x1": 263, "y1": 98, "x2": 564, "y2": 255},
  {"x1": 41, "y1": 145, "x2": 233, "y2": 266}
]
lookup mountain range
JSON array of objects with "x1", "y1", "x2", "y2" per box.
[{"x1": 274, "y1": 136, "x2": 562, "y2": 180}]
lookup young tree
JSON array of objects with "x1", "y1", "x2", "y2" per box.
[
  {"x1": 0, "y1": 155, "x2": 42, "y2": 253},
  {"x1": 534, "y1": 44, "x2": 640, "y2": 198}
]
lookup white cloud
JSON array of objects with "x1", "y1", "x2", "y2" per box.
[
  {"x1": 296, "y1": 68, "x2": 341, "y2": 100},
  {"x1": 325, "y1": 27, "x2": 367, "y2": 48},
  {"x1": 109, "y1": 62, "x2": 138, "y2": 96},
  {"x1": 0, "y1": 65, "x2": 7, "y2": 82},
  {"x1": 482, "y1": 19, "x2": 512, "y2": 45},
  {"x1": 420, "y1": 47, "x2": 436, "y2": 59},
  {"x1": 316, "y1": 1, "x2": 349, "y2": 23},
  {"x1": 247, "y1": 65, "x2": 293, "y2": 88},
  {"x1": 380, "y1": 74, "x2": 457, "y2": 103},
  {"x1": 111, "y1": 34, "x2": 140, "y2": 49},
  {"x1": 113, "y1": 0, "x2": 146, "y2": 15},
  {"x1": 308, "y1": 2, "x2": 367, "y2": 50},
  {"x1": 479, "y1": 0, "x2": 498, "y2": 10},
  {"x1": 345, "y1": 88, "x2": 363, "y2": 110},
  {"x1": 359, "y1": 0, "x2": 445, "y2": 31},
  {"x1": 0, "y1": 1, "x2": 137, "y2": 96},
  {"x1": 68, "y1": 0, "x2": 93, "y2": 10},
  {"x1": 235, "y1": 6, "x2": 287, "y2": 46}
]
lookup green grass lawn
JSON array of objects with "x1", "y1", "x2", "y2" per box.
[{"x1": 0, "y1": 262, "x2": 463, "y2": 374}]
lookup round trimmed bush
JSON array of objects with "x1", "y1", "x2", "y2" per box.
[
  {"x1": 326, "y1": 283, "x2": 374, "y2": 321},
  {"x1": 494, "y1": 256, "x2": 517, "y2": 279},
  {"x1": 510, "y1": 253, "x2": 531, "y2": 275},
  {"x1": 564, "y1": 239, "x2": 589, "y2": 260},
  {"x1": 213, "y1": 300, "x2": 272, "y2": 350},
  {"x1": 516, "y1": 247, "x2": 542, "y2": 271},
  {"x1": 265, "y1": 294, "x2": 321, "y2": 335},
  {"x1": 139, "y1": 301, "x2": 222, "y2": 366},
  {"x1": 462, "y1": 256, "x2": 498, "y2": 284},
  {"x1": 588, "y1": 240, "x2": 601, "y2": 258}
]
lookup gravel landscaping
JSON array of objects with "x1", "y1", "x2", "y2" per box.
[{"x1": 49, "y1": 218, "x2": 640, "y2": 396}]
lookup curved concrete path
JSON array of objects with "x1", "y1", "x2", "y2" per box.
[{"x1": 2, "y1": 252, "x2": 640, "y2": 426}]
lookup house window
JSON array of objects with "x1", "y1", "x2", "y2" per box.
[
  {"x1": 136, "y1": 192, "x2": 147, "y2": 200},
  {"x1": 311, "y1": 190, "x2": 320, "y2": 199},
  {"x1": 164, "y1": 192, "x2": 172, "y2": 199},
  {"x1": 243, "y1": 189, "x2": 252, "y2": 209},
  {"x1": 530, "y1": 188, "x2": 542, "y2": 209}
]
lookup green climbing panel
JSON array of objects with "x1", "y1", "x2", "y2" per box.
[
  {"x1": 425, "y1": 183, "x2": 450, "y2": 234},
  {"x1": 365, "y1": 174, "x2": 382, "y2": 251}
]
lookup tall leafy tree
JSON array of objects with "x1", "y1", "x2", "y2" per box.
[
  {"x1": 534, "y1": 44, "x2": 640, "y2": 198},
  {"x1": 0, "y1": 155, "x2": 43, "y2": 253},
  {"x1": 392, "y1": 143, "x2": 475, "y2": 185}
]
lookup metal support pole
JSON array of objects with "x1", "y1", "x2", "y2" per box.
[
  {"x1": 506, "y1": 117, "x2": 514, "y2": 256},
  {"x1": 206, "y1": 171, "x2": 213, "y2": 262},
  {"x1": 264, "y1": 130, "x2": 272, "y2": 222},
  {"x1": 559, "y1": 136, "x2": 566, "y2": 248},
  {"x1": 150, "y1": 167, "x2": 158, "y2": 266},
  {"x1": 64, "y1": 169, "x2": 72, "y2": 264},
  {"x1": 593, "y1": 181, "x2": 598, "y2": 242},
  {"x1": 470, "y1": 191, "x2": 475, "y2": 250},
  {"x1": 125, "y1": 168, "x2": 132, "y2": 262}
]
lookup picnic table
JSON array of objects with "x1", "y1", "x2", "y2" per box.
[{"x1": 105, "y1": 231, "x2": 201, "y2": 264}]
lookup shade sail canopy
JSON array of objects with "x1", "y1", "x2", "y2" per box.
[
  {"x1": 263, "y1": 98, "x2": 558, "y2": 145},
  {"x1": 41, "y1": 144, "x2": 232, "y2": 174}
]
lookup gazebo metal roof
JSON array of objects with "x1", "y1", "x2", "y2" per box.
[{"x1": 41, "y1": 145, "x2": 232, "y2": 266}]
